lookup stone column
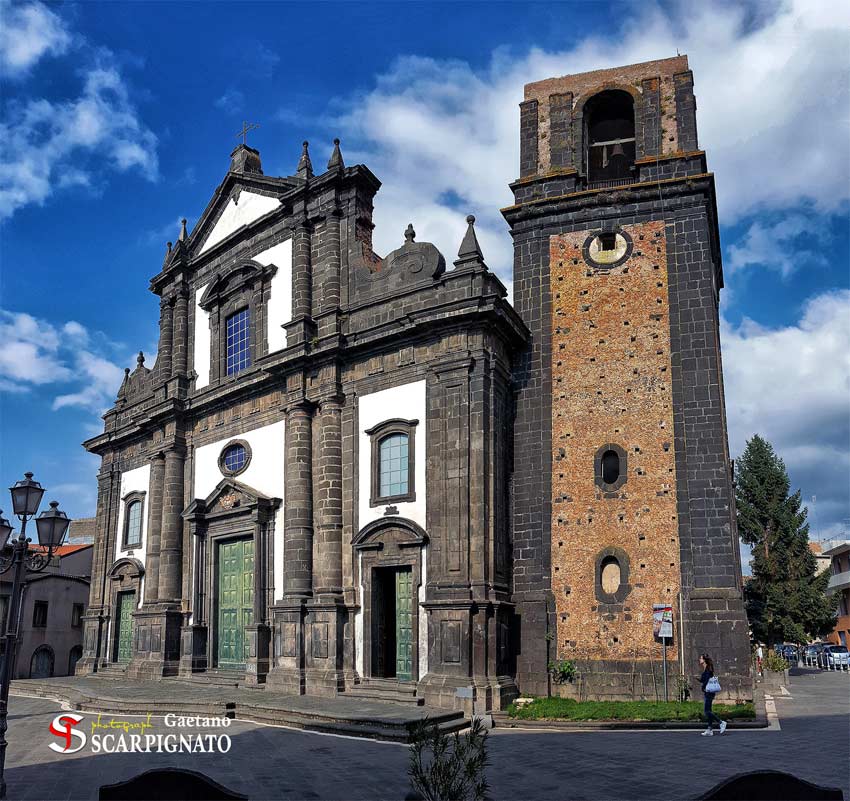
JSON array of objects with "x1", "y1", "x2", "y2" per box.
[
  {"x1": 158, "y1": 446, "x2": 185, "y2": 602},
  {"x1": 157, "y1": 297, "x2": 174, "y2": 382},
  {"x1": 322, "y1": 210, "x2": 341, "y2": 314},
  {"x1": 143, "y1": 452, "x2": 165, "y2": 605},
  {"x1": 314, "y1": 396, "x2": 343, "y2": 596},
  {"x1": 172, "y1": 288, "x2": 189, "y2": 377},
  {"x1": 284, "y1": 403, "x2": 313, "y2": 598}
]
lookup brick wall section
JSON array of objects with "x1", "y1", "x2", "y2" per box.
[
  {"x1": 548, "y1": 93, "x2": 573, "y2": 170},
  {"x1": 549, "y1": 221, "x2": 680, "y2": 663},
  {"x1": 519, "y1": 100, "x2": 539, "y2": 178}
]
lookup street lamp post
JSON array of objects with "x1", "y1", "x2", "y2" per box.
[{"x1": 0, "y1": 473, "x2": 71, "y2": 799}]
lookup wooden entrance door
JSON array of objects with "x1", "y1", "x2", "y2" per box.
[
  {"x1": 395, "y1": 568, "x2": 413, "y2": 680},
  {"x1": 217, "y1": 538, "x2": 254, "y2": 669},
  {"x1": 114, "y1": 591, "x2": 134, "y2": 663}
]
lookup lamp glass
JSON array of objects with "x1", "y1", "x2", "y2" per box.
[
  {"x1": 35, "y1": 502, "x2": 70, "y2": 549},
  {"x1": 10, "y1": 472, "x2": 45, "y2": 517},
  {"x1": 0, "y1": 512, "x2": 12, "y2": 550}
]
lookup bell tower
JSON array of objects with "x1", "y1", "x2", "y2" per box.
[{"x1": 503, "y1": 56, "x2": 752, "y2": 698}]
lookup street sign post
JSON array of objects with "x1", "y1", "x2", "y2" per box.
[{"x1": 653, "y1": 604, "x2": 674, "y2": 702}]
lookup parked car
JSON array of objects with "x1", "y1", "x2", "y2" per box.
[
  {"x1": 777, "y1": 643, "x2": 799, "y2": 662},
  {"x1": 803, "y1": 643, "x2": 824, "y2": 664},
  {"x1": 822, "y1": 645, "x2": 850, "y2": 669}
]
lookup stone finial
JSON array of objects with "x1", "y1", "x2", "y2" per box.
[
  {"x1": 454, "y1": 213, "x2": 488, "y2": 272},
  {"x1": 178, "y1": 219, "x2": 188, "y2": 241},
  {"x1": 327, "y1": 138, "x2": 344, "y2": 170},
  {"x1": 404, "y1": 223, "x2": 415, "y2": 243},
  {"x1": 297, "y1": 140, "x2": 313, "y2": 178},
  {"x1": 137, "y1": 351, "x2": 145, "y2": 368},
  {"x1": 117, "y1": 367, "x2": 130, "y2": 399},
  {"x1": 167, "y1": 241, "x2": 173, "y2": 253}
]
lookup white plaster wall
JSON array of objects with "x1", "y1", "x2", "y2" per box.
[
  {"x1": 114, "y1": 464, "x2": 151, "y2": 608},
  {"x1": 193, "y1": 420, "x2": 287, "y2": 600},
  {"x1": 193, "y1": 283, "x2": 211, "y2": 390},
  {"x1": 253, "y1": 239, "x2": 292, "y2": 352},
  {"x1": 199, "y1": 192, "x2": 281, "y2": 254},
  {"x1": 357, "y1": 380, "x2": 427, "y2": 529}
]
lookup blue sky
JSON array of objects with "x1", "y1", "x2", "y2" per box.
[{"x1": 1, "y1": 0, "x2": 848, "y2": 544}]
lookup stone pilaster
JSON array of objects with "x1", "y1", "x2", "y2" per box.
[
  {"x1": 143, "y1": 452, "x2": 164, "y2": 605},
  {"x1": 157, "y1": 297, "x2": 174, "y2": 383},
  {"x1": 266, "y1": 402, "x2": 313, "y2": 693},
  {"x1": 284, "y1": 219, "x2": 315, "y2": 347},
  {"x1": 172, "y1": 288, "x2": 189, "y2": 377},
  {"x1": 158, "y1": 447, "x2": 185, "y2": 602},
  {"x1": 306, "y1": 395, "x2": 345, "y2": 695},
  {"x1": 315, "y1": 209, "x2": 341, "y2": 341}
]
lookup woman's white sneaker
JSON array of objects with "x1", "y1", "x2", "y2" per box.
[
  {"x1": 719, "y1": 720, "x2": 727, "y2": 734},
  {"x1": 701, "y1": 729, "x2": 713, "y2": 736}
]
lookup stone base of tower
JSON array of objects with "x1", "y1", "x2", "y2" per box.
[
  {"x1": 683, "y1": 588, "x2": 753, "y2": 702},
  {"x1": 264, "y1": 601, "x2": 307, "y2": 695}
]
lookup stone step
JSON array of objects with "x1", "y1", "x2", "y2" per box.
[
  {"x1": 344, "y1": 686, "x2": 424, "y2": 706},
  {"x1": 179, "y1": 671, "x2": 247, "y2": 688}
]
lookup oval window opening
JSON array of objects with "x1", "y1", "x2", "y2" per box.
[
  {"x1": 601, "y1": 556, "x2": 621, "y2": 595},
  {"x1": 601, "y1": 449, "x2": 620, "y2": 485}
]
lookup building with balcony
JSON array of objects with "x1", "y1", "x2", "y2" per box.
[{"x1": 823, "y1": 540, "x2": 850, "y2": 647}]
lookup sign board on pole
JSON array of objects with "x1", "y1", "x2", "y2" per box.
[{"x1": 652, "y1": 603, "x2": 673, "y2": 639}]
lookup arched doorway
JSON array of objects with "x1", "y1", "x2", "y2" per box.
[
  {"x1": 68, "y1": 645, "x2": 83, "y2": 676},
  {"x1": 30, "y1": 645, "x2": 54, "y2": 678}
]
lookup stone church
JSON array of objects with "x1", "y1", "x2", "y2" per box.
[{"x1": 79, "y1": 55, "x2": 752, "y2": 710}]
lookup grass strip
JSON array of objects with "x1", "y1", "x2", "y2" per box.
[{"x1": 507, "y1": 697, "x2": 755, "y2": 722}]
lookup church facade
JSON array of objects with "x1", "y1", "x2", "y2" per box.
[{"x1": 79, "y1": 55, "x2": 751, "y2": 710}]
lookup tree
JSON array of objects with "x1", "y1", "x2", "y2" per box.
[{"x1": 736, "y1": 434, "x2": 837, "y2": 647}]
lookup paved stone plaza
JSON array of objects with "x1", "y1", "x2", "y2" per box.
[{"x1": 7, "y1": 668, "x2": 849, "y2": 800}]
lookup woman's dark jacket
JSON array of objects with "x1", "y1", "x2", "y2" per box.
[{"x1": 700, "y1": 669, "x2": 714, "y2": 693}]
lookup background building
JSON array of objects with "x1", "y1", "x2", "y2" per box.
[
  {"x1": 0, "y1": 544, "x2": 92, "y2": 678},
  {"x1": 823, "y1": 540, "x2": 850, "y2": 647}
]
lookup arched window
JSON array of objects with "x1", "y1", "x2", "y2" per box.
[
  {"x1": 601, "y1": 450, "x2": 621, "y2": 485},
  {"x1": 595, "y1": 547, "x2": 631, "y2": 604},
  {"x1": 122, "y1": 491, "x2": 146, "y2": 549},
  {"x1": 585, "y1": 90, "x2": 635, "y2": 183},
  {"x1": 594, "y1": 443, "x2": 628, "y2": 494},
  {"x1": 125, "y1": 501, "x2": 142, "y2": 547},
  {"x1": 366, "y1": 419, "x2": 418, "y2": 507},
  {"x1": 600, "y1": 556, "x2": 622, "y2": 594}
]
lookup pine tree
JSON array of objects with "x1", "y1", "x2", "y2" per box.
[{"x1": 736, "y1": 434, "x2": 837, "y2": 647}]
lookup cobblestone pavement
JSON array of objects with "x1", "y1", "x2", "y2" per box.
[{"x1": 7, "y1": 668, "x2": 848, "y2": 800}]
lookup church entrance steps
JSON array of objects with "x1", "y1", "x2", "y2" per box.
[
  {"x1": 344, "y1": 678, "x2": 424, "y2": 706},
  {"x1": 10, "y1": 676, "x2": 466, "y2": 743},
  {"x1": 178, "y1": 669, "x2": 249, "y2": 688}
]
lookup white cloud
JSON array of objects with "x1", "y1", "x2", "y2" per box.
[
  {"x1": 0, "y1": 22, "x2": 158, "y2": 219},
  {"x1": 0, "y1": 0, "x2": 71, "y2": 75},
  {"x1": 727, "y1": 212, "x2": 828, "y2": 278},
  {"x1": 332, "y1": 0, "x2": 849, "y2": 287},
  {"x1": 0, "y1": 310, "x2": 132, "y2": 414},
  {"x1": 722, "y1": 290, "x2": 850, "y2": 535},
  {"x1": 215, "y1": 89, "x2": 246, "y2": 111}
]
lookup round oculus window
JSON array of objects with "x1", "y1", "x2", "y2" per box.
[
  {"x1": 219, "y1": 441, "x2": 251, "y2": 476},
  {"x1": 587, "y1": 232, "x2": 629, "y2": 265}
]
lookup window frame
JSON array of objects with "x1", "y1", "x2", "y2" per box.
[
  {"x1": 594, "y1": 546, "x2": 632, "y2": 605},
  {"x1": 218, "y1": 439, "x2": 253, "y2": 477},
  {"x1": 71, "y1": 603, "x2": 84, "y2": 628},
  {"x1": 33, "y1": 599, "x2": 49, "y2": 628},
  {"x1": 366, "y1": 418, "x2": 418, "y2": 508},
  {"x1": 594, "y1": 443, "x2": 628, "y2": 495},
  {"x1": 122, "y1": 491, "x2": 146, "y2": 550}
]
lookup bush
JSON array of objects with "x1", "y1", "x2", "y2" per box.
[
  {"x1": 407, "y1": 717, "x2": 489, "y2": 801},
  {"x1": 506, "y1": 697, "x2": 756, "y2": 722},
  {"x1": 547, "y1": 659, "x2": 577, "y2": 684},
  {"x1": 763, "y1": 651, "x2": 788, "y2": 672}
]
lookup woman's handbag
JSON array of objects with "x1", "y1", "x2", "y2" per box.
[{"x1": 706, "y1": 676, "x2": 721, "y2": 693}]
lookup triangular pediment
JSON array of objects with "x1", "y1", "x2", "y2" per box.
[
  {"x1": 188, "y1": 171, "x2": 299, "y2": 259},
  {"x1": 183, "y1": 478, "x2": 278, "y2": 519}
]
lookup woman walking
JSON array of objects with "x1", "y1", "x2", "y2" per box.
[{"x1": 699, "y1": 654, "x2": 727, "y2": 736}]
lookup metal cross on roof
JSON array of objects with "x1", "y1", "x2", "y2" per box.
[{"x1": 236, "y1": 121, "x2": 260, "y2": 146}]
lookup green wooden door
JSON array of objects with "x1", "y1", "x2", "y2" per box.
[
  {"x1": 217, "y1": 538, "x2": 254, "y2": 668},
  {"x1": 115, "y1": 591, "x2": 135, "y2": 663},
  {"x1": 395, "y1": 568, "x2": 413, "y2": 681}
]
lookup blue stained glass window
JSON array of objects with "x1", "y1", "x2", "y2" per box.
[
  {"x1": 226, "y1": 308, "x2": 251, "y2": 375},
  {"x1": 223, "y1": 443, "x2": 247, "y2": 473},
  {"x1": 126, "y1": 501, "x2": 142, "y2": 547},
  {"x1": 379, "y1": 433, "x2": 409, "y2": 498}
]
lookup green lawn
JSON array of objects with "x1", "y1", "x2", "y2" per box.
[{"x1": 507, "y1": 697, "x2": 756, "y2": 722}]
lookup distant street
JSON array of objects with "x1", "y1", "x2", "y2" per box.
[{"x1": 8, "y1": 668, "x2": 849, "y2": 800}]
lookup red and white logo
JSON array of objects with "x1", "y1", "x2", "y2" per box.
[{"x1": 48, "y1": 714, "x2": 87, "y2": 754}]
